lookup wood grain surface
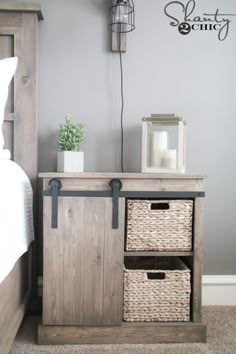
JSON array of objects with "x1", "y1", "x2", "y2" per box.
[
  {"x1": 38, "y1": 322, "x2": 207, "y2": 344},
  {"x1": 43, "y1": 197, "x2": 125, "y2": 326}
]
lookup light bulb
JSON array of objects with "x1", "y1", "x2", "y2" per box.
[{"x1": 113, "y1": 1, "x2": 128, "y2": 24}]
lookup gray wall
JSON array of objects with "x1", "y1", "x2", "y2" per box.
[{"x1": 5, "y1": 0, "x2": 236, "y2": 275}]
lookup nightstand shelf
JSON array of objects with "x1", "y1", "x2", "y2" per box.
[{"x1": 124, "y1": 251, "x2": 194, "y2": 257}]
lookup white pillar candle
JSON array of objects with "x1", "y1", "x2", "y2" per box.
[
  {"x1": 151, "y1": 131, "x2": 168, "y2": 167},
  {"x1": 161, "y1": 149, "x2": 177, "y2": 169}
]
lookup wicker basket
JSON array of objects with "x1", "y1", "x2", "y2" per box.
[
  {"x1": 123, "y1": 257, "x2": 191, "y2": 322},
  {"x1": 126, "y1": 199, "x2": 193, "y2": 251}
]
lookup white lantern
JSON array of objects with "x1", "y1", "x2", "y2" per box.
[{"x1": 141, "y1": 114, "x2": 186, "y2": 173}]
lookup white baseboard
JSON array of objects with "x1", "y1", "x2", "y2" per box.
[
  {"x1": 202, "y1": 275, "x2": 236, "y2": 305},
  {"x1": 38, "y1": 275, "x2": 236, "y2": 305}
]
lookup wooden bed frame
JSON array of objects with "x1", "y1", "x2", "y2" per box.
[{"x1": 0, "y1": 4, "x2": 43, "y2": 354}]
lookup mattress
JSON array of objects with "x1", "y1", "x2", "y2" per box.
[{"x1": 0, "y1": 160, "x2": 34, "y2": 284}]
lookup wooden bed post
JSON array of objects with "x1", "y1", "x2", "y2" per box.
[{"x1": 0, "y1": 3, "x2": 43, "y2": 353}]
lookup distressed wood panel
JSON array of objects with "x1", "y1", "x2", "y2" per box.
[
  {"x1": 0, "y1": 11, "x2": 39, "y2": 190},
  {"x1": 0, "y1": 2, "x2": 43, "y2": 20},
  {"x1": 41, "y1": 175, "x2": 205, "y2": 193},
  {"x1": 82, "y1": 197, "x2": 124, "y2": 325},
  {"x1": 38, "y1": 322, "x2": 207, "y2": 344},
  {"x1": 40, "y1": 172, "x2": 206, "y2": 179},
  {"x1": 103, "y1": 198, "x2": 125, "y2": 325},
  {"x1": 62, "y1": 197, "x2": 84, "y2": 325},
  {"x1": 82, "y1": 198, "x2": 105, "y2": 325},
  {"x1": 0, "y1": 13, "x2": 22, "y2": 27},
  {"x1": 0, "y1": 5, "x2": 42, "y2": 354},
  {"x1": 192, "y1": 197, "x2": 204, "y2": 322},
  {"x1": 43, "y1": 197, "x2": 64, "y2": 325},
  {"x1": 112, "y1": 32, "x2": 126, "y2": 52},
  {"x1": 14, "y1": 13, "x2": 37, "y2": 191},
  {"x1": 43, "y1": 197, "x2": 124, "y2": 326},
  {"x1": 0, "y1": 254, "x2": 30, "y2": 354}
]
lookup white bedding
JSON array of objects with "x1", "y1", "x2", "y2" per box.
[{"x1": 0, "y1": 160, "x2": 34, "y2": 284}]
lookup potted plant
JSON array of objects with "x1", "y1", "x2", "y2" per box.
[{"x1": 57, "y1": 114, "x2": 85, "y2": 172}]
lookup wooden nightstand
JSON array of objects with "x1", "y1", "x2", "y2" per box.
[{"x1": 38, "y1": 172, "x2": 207, "y2": 344}]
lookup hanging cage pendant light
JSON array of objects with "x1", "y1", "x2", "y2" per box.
[{"x1": 108, "y1": 0, "x2": 135, "y2": 33}]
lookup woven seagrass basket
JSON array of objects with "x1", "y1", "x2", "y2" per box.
[
  {"x1": 126, "y1": 199, "x2": 193, "y2": 251},
  {"x1": 123, "y1": 257, "x2": 191, "y2": 322}
]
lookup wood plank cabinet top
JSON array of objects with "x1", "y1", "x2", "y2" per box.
[
  {"x1": 39, "y1": 172, "x2": 206, "y2": 179},
  {"x1": 39, "y1": 173, "x2": 206, "y2": 192}
]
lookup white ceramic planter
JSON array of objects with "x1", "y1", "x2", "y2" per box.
[{"x1": 57, "y1": 151, "x2": 84, "y2": 172}]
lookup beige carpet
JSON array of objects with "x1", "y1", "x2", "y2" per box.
[{"x1": 10, "y1": 306, "x2": 236, "y2": 354}]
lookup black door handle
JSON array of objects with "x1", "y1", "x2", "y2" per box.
[{"x1": 109, "y1": 179, "x2": 122, "y2": 229}]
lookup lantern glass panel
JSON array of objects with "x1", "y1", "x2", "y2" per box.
[
  {"x1": 147, "y1": 122, "x2": 179, "y2": 170},
  {"x1": 142, "y1": 115, "x2": 186, "y2": 173}
]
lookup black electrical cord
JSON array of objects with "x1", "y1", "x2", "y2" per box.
[{"x1": 119, "y1": 49, "x2": 124, "y2": 173}]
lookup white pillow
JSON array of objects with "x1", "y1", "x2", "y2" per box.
[{"x1": 0, "y1": 57, "x2": 18, "y2": 157}]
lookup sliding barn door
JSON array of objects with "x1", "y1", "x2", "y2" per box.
[{"x1": 43, "y1": 196, "x2": 125, "y2": 326}]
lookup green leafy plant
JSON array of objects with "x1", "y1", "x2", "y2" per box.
[{"x1": 58, "y1": 114, "x2": 85, "y2": 151}]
